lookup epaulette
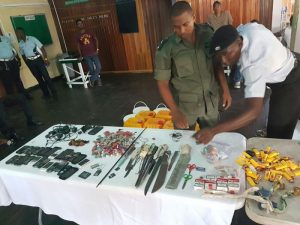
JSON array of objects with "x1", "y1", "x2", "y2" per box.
[
  {"x1": 157, "y1": 37, "x2": 169, "y2": 51},
  {"x1": 201, "y1": 23, "x2": 214, "y2": 32}
]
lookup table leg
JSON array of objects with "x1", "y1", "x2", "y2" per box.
[
  {"x1": 38, "y1": 208, "x2": 44, "y2": 225},
  {"x1": 78, "y1": 63, "x2": 88, "y2": 88},
  {"x1": 62, "y1": 64, "x2": 72, "y2": 88}
]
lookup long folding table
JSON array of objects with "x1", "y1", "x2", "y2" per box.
[{"x1": 0, "y1": 124, "x2": 247, "y2": 225}]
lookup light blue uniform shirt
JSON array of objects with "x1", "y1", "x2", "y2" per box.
[
  {"x1": 19, "y1": 36, "x2": 43, "y2": 57},
  {"x1": 0, "y1": 35, "x2": 14, "y2": 59}
]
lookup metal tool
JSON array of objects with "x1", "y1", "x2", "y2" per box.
[
  {"x1": 187, "y1": 163, "x2": 196, "y2": 175},
  {"x1": 124, "y1": 144, "x2": 148, "y2": 178},
  {"x1": 135, "y1": 144, "x2": 157, "y2": 187},
  {"x1": 115, "y1": 145, "x2": 136, "y2": 170},
  {"x1": 182, "y1": 174, "x2": 192, "y2": 189},
  {"x1": 168, "y1": 151, "x2": 179, "y2": 171},
  {"x1": 144, "y1": 146, "x2": 168, "y2": 195},
  {"x1": 151, "y1": 151, "x2": 171, "y2": 193},
  {"x1": 165, "y1": 144, "x2": 191, "y2": 189}
]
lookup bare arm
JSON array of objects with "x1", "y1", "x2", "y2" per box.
[
  {"x1": 40, "y1": 46, "x2": 50, "y2": 65},
  {"x1": 77, "y1": 43, "x2": 82, "y2": 57},
  {"x1": 157, "y1": 80, "x2": 189, "y2": 129},
  {"x1": 213, "y1": 57, "x2": 232, "y2": 109},
  {"x1": 195, "y1": 97, "x2": 264, "y2": 143}
]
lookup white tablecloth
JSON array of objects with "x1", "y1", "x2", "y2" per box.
[{"x1": 0, "y1": 125, "x2": 246, "y2": 225}]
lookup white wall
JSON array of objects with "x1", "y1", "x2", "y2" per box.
[
  {"x1": 272, "y1": 0, "x2": 284, "y2": 32},
  {"x1": 0, "y1": 0, "x2": 63, "y2": 89},
  {"x1": 294, "y1": 1, "x2": 300, "y2": 53}
]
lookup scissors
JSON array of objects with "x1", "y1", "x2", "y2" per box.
[
  {"x1": 182, "y1": 174, "x2": 193, "y2": 189},
  {"x1": 187, "y1": 164, "x2": 196, "y2": 174}
]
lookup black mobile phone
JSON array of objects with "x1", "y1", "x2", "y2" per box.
[
  {"x1": 59, "y1": 166, "x2": 79, "y2": 180},
  {"x1": 16, "y1": 146, "x2": 31, "y2": 154},
  {"x1": 81, "y1": 125, "x2": 93, "y2": 133},
  {"x1": 88, "y1": 126, "x2": 103, "y2": 135},
  {"x1": 42, "y1": 162, "x2": 54, "y2": 169},
  {"x1": 78, "y1": 171, "x2": 91, "y2": 179},
  {"x1": 33, "y1": 158, "x2": 50, "y2": 168},
  {"x1": 6, "y1": 155, "x2": 20, "y2": 164},
  {"x1": 78, "y1": 158, "x2": 90, "y2": 166},
  {"x1": 71, "y1": 153, "x2": 87, "y2": 164}
]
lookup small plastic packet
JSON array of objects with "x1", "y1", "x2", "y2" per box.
[{"x1": 201, "y1": 141, "x2": 231, "y2": 163}]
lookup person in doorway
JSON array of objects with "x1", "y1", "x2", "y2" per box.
[
  {"x1": 0, "y1": 30, "x2": 32, "y2": 99},
  {"x1": 194, "y1": 24, "x2": 300, "y2": 144},
  {"x1": 154, "y1": 1, "x2": 231, "y2": 129},
  {"x1": 207, "y1": 1, "x2": 233, "y2": 31},
  {"x1": 15, "y1": 27, "x2": 57, "y2": 100},
  {"x1": 75, "y1": 18, "x2": 102, "y2": 87}
]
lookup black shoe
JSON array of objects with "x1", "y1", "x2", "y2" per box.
[
  {"x1": 89, "y1": 80, "x2": 95, "y2": 87},
  {"x1": 96, "y1": 79, "x2": 103, "y2": 86},
  {"x1": 27, "y1": 120, "x2": 43, "y2": 127}
]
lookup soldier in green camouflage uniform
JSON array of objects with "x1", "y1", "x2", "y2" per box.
[{"x1": 154, "y1": 1, "x2": 231, "y2": 129}]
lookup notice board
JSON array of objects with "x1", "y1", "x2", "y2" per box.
[{"x1": 10, "y1": 14, "x2": 52, "y2": 45}]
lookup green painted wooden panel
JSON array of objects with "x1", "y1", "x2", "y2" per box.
[{"x1": 10, "y1": 14, "x2": 53, "y2": 45}]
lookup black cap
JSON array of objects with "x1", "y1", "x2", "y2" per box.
[{"x1": 211, "y1": 25, "x2": 239, "y2": 53}]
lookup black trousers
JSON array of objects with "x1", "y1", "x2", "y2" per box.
[
  {"x1": 0, "y1": 59, "x2": 27, "y2": 95},
  {"x1": 26, "y1": 57, "x2": 56, "y2": 97},
  {"x1": 267, "y1": 59, "x2": 300, "y2": 139},
  {"x1": 0, "y1": 94, "x2": 33, "y2": 137}
]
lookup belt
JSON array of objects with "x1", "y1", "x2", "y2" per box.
[
  {"x1": 0, "y1": 57, "x2": 14, "y2": 62},
  {"x1": 26, "y1": 55, "x2": 41, "y2": 60}
]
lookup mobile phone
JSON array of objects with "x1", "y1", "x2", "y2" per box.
[
  {"x1": 59, "y1": 166, "x2": 79, "y2": 180},
  {"x1": 78, "y1": 158, "x2": 90, "y2": 166},
  {"x1": 88, "y1": 126, "x2": 103, "y2": 135},
  {"x1": 81, "y1": 125, "x2": 93, "y2": 133},
  {"x1": 93, "y1": 169, "x2": 102, "y2": 176},
  {"x1": 71, "y1": 153, "x2": 87, "y2": 164},
  {"x1": 42, "y1": 162, "x2": 54, "y2": 169},
  {"x1": 33, "y1": 158, "x2": 50, "y2": 168},
  {"x1": 6, "y1": 155, "x2": 20, "y2": 164},
  {"x1": 79, "y1": 171, "x2": 91, "y2": 179}
]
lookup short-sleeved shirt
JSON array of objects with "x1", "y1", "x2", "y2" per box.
[
  {"x1": 19, "y1": 36, "x2": 43, "y2": 57},
  {"x1": 237, "y1": 23, "x2": 295, "y2": 98},
  {"x1": 207, "y1": 11, "x2": 233, "y2": 31},
  {"x1": 0, "y1": 35, "x2": 14, "y2": 59},
  {"x1": 75, "y1": 31, "x2": 97, "y2": 57},
  {"x1": 154, "y1": 24, "x2": 219, "y2": 125}
]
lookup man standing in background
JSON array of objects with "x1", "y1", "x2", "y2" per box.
[
  {"x1": 0, "y1": 29, "x2": 32, "y2": 99},
  {"x1": 207, "y1": 1, "x2": 233, "y2": 31},
  {"x1": 75, "y1": 18, "x2": 102, "y2": 87},
  {"x1": 16, "y1": 27, "x2": 58, "y2": 100},
  {"x1": 154, "y1": 1, "x2": 231, "y2": 129}
]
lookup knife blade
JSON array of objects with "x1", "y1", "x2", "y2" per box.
[
  {"x1": 135, "y1": 145, "x2": 157, "y2": 187},
  {"x1": 144, "y1": 145, "x2": 168, "y2": 195},
  {"x1": 151, "y1": 151, "x2": 171, "y2": 193},
  {"x1": 168, "y1": 151, "x2": 179, "y2": 171}
]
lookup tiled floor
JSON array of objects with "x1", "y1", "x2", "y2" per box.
[{"x1": 0, "y1": 74, "x2": 271, "y2": 225}]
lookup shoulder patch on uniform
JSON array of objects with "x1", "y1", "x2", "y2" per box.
[
  {"x1": 157, "y1": 38, "x2": 169, "y2": 51},
  {"x1": 201, "y1": 23, "x2": 214, "y2": 32}
]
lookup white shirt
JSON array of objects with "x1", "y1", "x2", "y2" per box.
[
  {"x1": 237, "y1": 23, "x2": 295, "y2": 98},
  {"x1": 19, "y1": 36, "x2": 43, "y2": 57}
]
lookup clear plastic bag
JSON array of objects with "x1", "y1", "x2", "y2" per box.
[{"x1": 201, "y1": 141, "x2": 231, "y2": 163}]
